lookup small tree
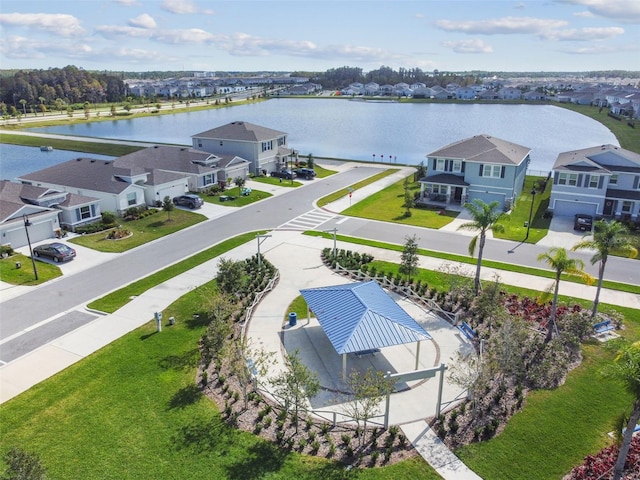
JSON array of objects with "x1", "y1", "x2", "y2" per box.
[
  {"x1": 399, "y1": 234, "x2": 419, "y2": 281},
  {"x1": 162, "y1": 195, "x2": 174, "y2": 221},
  {"x1": 447, "y1": 350, "x2": 482, "y2": 406},
  {"x1": 402, "y1": 176, "x2": 414, "y2": 217},
  {"x1": 2, "y1": 447, "x2": 47, "y2": 480},
  {"x1": 227, "y1": 337, "x2": 274, "y2": 409},
  {"x1": 307, "y1": 153, "x2": 314, "y2": 169},
  {"x1": 215, "y1": 257, "x2": 246, "y2": 296},
  {"x1": 415, "y1": 160, "x2": 427, "y2": 182},
  {"x1": 342, "y1": 368, "x2": 394, "y2": 447},
  {"x1": 234, "y1": 176, "x2": 246, "y2": 196},
  {"x1": 200, "y1": 292, "x2": 234, "y2": 367},
  {"x1": 270, "y1": 350, "x2": 320, "y2": 434},
  {"x1": 110, "y1": 104, "x2": 116, "y2": 116}
]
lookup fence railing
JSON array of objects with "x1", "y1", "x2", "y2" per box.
[{"x1": 240, "y1": 269, "x2": 280, "y2": 339}]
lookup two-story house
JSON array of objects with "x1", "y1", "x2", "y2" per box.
[
  {"x1": 191, "y1": 121, "x2": 293, "y2": 175},
  {"x1": 549, "y1": 144, "x2": 640, "y2": 220},
  {"x1": 418, "y1": 134, "x2": 531, "y2": 211}
]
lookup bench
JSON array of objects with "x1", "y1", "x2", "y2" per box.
[
  {"x1": 354, "y1": 348, "x2": 380, "y2": 358},
  {"x1": 457, "y1": 321, "x2": 477, "y2": 340},
  {"x1": 593, "y1": 319, "x2": 615, "y2": 335}
]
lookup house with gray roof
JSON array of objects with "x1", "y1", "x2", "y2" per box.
[
  {"x1": 0, "y1": 180, "x2": 90, "y2": 247},
  {"x1": 549, "y1": 144, "x2": 640, "y2": 220},
  {"x1": 192, "y1": 121, "x2": 293, "y2": 175},
  {"x1": 418, "y1": 134, "x2": 531, "y2": 211}
]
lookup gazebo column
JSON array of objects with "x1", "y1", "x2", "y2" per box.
[
  {"x1": 415, "y1": 341, "x2": 421, "y2": 370},
  {"x1": 306, "y1": 306, "x2": 311, "y2": 325},
  {"x1": 342, "y1": 354, "x2": 347, "y2": 379}
]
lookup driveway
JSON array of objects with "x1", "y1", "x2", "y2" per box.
[{"x1": 537, "y1": 215, "x2": 595, "y2": 251}]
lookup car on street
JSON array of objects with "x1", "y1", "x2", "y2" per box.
[
  {"x1": 294, "y1": 167, "x2": 316, "y2": 179},
  {"x1": 574, "y1": 213, "x2": 593, "y2": 231},
  {"x1": 270, "y1": 169, "x2": 297, "y2": 180},
  {"x1": 172, "y1": 194, "x2": 204, "y2": 209},
  {"x1": 33, "y1": 242, "x2": 76, "y2": 262}
]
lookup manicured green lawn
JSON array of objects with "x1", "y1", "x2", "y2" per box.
[
  {"x1": 493, "y1": 176, "x2": 552, "y2": 244},
  {"x1": 0, "y1": 132, "x2": 143, "y2": 157},
  {"x1": 0, "y1": 253, "x2": 61, "y2": 285},
  {"x1": 68, "y1": 209, "x2": 206, "y2": 252},
  {"x1": 202, "y1": 188, "x2": 273, "y2": 206},
  {"x1": 251, "y1": 176, "x2": 302, "y2": 188},
  {"x1": 316, "y1": 169, "x2": 400, "y2": 208}
]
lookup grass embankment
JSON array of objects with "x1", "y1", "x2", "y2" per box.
[
  {"x1": 0, "y1": 253, "x2": 62, "y2": 286},
  {"x1": 0, "y1": 132, "x2": 143, "y2": 156},
  {"x1": 69, "y1": 209, "x2": 205, "y2": 253},
  {"x1": 317, "y1": 169, "x2": 399, "y2": 207}
]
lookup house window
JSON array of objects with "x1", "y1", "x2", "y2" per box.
[
  {"x1": 436, "y1": 159, "x2": 445, "y2": 171},
  {"x1": 127, "y1": 192, "x2": 137, "y2": 206},
  {"x1": 261, "y1": 141, "x2": 273, "y2": 152},
  {"x1": 622, "y1": 201, "x2": 633, "y2": 213},
  {"x1": 452, "y1": 160, "x2": 462, "y2": 173},
  {"x1": 558, "y1": 173, "x2": 578, "y2": 186},
  {"x1": 198, "y1": 141, "x2": 202, "y2": 148},
  {"x1": 79, "y1": 206, "x2": 91, "y2": 219},
  {"x1": 277, "y1": 137, "x2": 286, "y2": 146},
  {"x1": 609, "y1": 174, "x2": 618, "y2": 185},
  {"x1": 203, "y1": 173, "x2": 214, "y2": 186},
  {"x1": 589, "y1": 176, "x2": 599, "y2": 188},
  {"x1": 482, "y1": 165, "x2": 501, "y2": 178}
]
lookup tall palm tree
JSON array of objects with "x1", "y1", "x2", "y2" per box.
[
  {"x1": 537, "y1": 247, "x2": 593, "y2": 342},
  {"x1": 458, "y1": 199, "x2": 504, "y2": 294},
  {"x1": 601, "y1": 341, "x2": 640, "y2": 480},
  {"x1": 572, "y1": 220, "x2": 637, "y2": 318}
]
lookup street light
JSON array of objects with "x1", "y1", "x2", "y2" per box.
[
  {"x1": 23, "y1": 214, "x2": 39, "y2": 280},
  {"x1": 524, "y1": 187, "x2": 537, "y2": 241}
]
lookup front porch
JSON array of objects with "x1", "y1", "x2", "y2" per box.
[{"x1": 417, "y1": 174, "x2": 469, "y2": 212}]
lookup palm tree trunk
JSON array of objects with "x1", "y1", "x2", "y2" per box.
[
  {"x1": 592, "y1": 260, "x2": 606, "y2": 318},
  {"x1": 613, "y1": 399, "x2": 640, "y2": 480},
  {"x1": 474, "y1": 233, "x2": 486, "y2": 295},
  {"x1": 547, "y1": 274, "x2": 561, "y2": 343}
]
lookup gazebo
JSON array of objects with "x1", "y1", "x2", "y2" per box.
[{"x1": 299, "y1": 281, "x2": 432, "y2": 378}]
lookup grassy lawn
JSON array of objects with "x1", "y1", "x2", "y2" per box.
[
  {"x1": 0, "y1": 132, "x2": 143, "y2": 157},
  {"x1": 317, "y1": 169, "x2": 400, "y2": 208},
  {"x1": 493, "y1": 176, "x2": 551, "y2": 244},
  {"x1": 68, "y1": 208, "x2": 206, "y2": 253},
  {"x1": 0, "y1": 253, "x2": 62, "y2": 286},
  {"x1": 202, "y1": 188, "x2": 273, "y2": 206},
  {"x1": 250, "y1": 176, "x2": 302, "y2": 188}
]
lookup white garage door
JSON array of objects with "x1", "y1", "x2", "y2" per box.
[{"x1": 554, "y1": 200, "x2": 598, "y2": 218}]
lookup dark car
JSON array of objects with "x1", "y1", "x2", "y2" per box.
[
  {"x1": 172, "y1": 194, "x2": 203, "y2": 209},
  {"x1": 574, "y1": 213, "x2": 593, "y2": 231},
  {"x1": 270, "y1": 169, "x2": 297, "y2": 180},
  {"x1": 33, "y1": 242, "x2": 76, "y2": 263},
  {"x1": 294, "y1": 167, "x2": 316, "y2": 179}
]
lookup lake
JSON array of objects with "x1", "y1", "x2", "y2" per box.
[{"x1": 22, "y1": 99, "x2": 620, "y2": 174}]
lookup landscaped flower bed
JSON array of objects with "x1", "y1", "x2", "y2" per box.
[{"x1": 565, "y1": 435, "x2": 640, "y2": 479}]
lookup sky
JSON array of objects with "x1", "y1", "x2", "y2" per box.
[{"x1": 0, "y1": 0, "x2": 639, "y2": 73}]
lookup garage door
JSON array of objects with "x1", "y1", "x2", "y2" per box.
[{"x1": 554, "y1": 200, "x2": 598, "y2": 218}]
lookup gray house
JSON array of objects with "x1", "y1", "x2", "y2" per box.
[
  {"x1": 192, "y1": 121, "x2": 293, "y2": 175},
  {"x1": 418, "y1": 135, "x2": 531, "y2": 211},
  {"x1": 549, "y1": 144, "x2": 640, "y2": 220}
]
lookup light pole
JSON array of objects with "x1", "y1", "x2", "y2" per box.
[
  {"x1": 23, "y1": 214, "x2": 39, "y2": 280},
  {"x1": 524, "y1": 187, "x2": 537, "y2": 241}
]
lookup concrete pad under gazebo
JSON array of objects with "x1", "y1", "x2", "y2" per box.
[{"x1": 299, "y1": 281, "x2": 432, "y2": 379}]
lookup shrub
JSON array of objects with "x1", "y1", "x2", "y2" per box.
[{"x1": 0, "y1": 244, "x2": 14, "y2": 256}]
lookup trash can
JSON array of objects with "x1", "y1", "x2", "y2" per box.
[{"x1": 288, "y1": 312, "x2": 297, "y2": 327}]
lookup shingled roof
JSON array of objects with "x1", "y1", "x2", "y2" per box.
[
  {"x1": 299, "y1": 281, "x2": 431, "y2": 355},
  {"x1": 192, "y1": 121, "x2": 286, "y2": 142},
  {"x1": 427, "y1": 134, "x2": 530, "y2": 166},
  {"x1": 552, "y1": 144, "x2": 640, "y2": 173}
]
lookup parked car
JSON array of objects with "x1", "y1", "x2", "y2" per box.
[
  {"x1": 270, "y1": 170, "x2": 297, "y2": 180},
  {"x1": 172, "y1": 194, "x2": 204, "y2": 209},
  {"x1": 294, "y1": 167, "x2": 316, "y2": 179},
  {"x1": 574, "y1": 213, "x2": 593, "y2": 231},
  {"x1": 33, "y1": 242, "x2": 76, "y2": 262}
]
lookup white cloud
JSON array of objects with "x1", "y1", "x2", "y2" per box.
[
  {"x1": 161, "y1": 0, "x2": 213, "y2": 15},
  {"x1": 154, "y1": 28, "x2": 218, "y2": 44},
  {"x1": 128, "y1": 14, "x2": 157, "y2": 29},
  {"x1": 436, "y1": 16, "x2": 568, "y2": 35},
  {"x1": 0, "y1": 12, "x2": 85, "y2": 37},
  {"x1": 540, "y1": 26, "x2": 624, "y2": 41},
  {"x1": 557, "y1": 0, "x2": 640, "y2": 24},
  {"x1": 441, "y1": 39, "x2": 494, "y2": 54},
  {"x1": 0, "y1": 35, "x2": 91, "y2": 60},
  {"x1": 558, "y1": 43, "x2": 640, "y2": 54},
  {"x1": 95, "y1": 25, "x2": 153, "y2": 39},
  {"x1": 114, "y1": 0, "x2": 139, "y2": 5}
]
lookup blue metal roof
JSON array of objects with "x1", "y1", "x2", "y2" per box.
[{"x1": 299, "y1": 281, "x2": 432, "y2": 355}]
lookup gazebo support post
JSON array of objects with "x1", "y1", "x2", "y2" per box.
[
  {"x1": 415, "y1": 341, "x2": 421, "y2": 370},
  {"x1": 384, "y1": 371, "x2": 392, "y2": 429},
  {"x1": 436, "y1": 363, "x2": 446, "y2": 418},
  {"x1": 342, "y1": 353, "x2": 347, "y2": 379},
  {"x1": 306, "y1": 306, "x2": 311, "y2": 325}
]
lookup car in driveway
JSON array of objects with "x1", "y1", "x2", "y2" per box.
[
  {"x1": 33, "y1": 242, "x2": 76, "y2": 262},
  {"x1": 270, "y1": 169, "x2": 297, "y2": 180},
  {"x1": 574, "y1": 213, "x2": 593, "y2": 231},
  {"x1": 172, "y1": 194, "x2": 204, "y2": 209},
  {"x1": 294, "y1": 167, "x2": 316, "y2": 179}
]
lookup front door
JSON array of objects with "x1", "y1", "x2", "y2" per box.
[
  {"x1": 603, "y1": 199, "x2": 615, "y2": 217},
  {"x1": 453, "y1": 187, "x2": 462, "y2": 203}
]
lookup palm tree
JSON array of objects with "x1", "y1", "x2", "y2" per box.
[
  {"x1": 457, "y1": 199, "x2": 504, "y2": 294},
  {"x1": 572, "y1": 220, "x2": 637, "y2": 318},
  {"x1": 537, "y1": 247, "x2": 594, "y2": 342},
  {"x1": 601, "y1": 341, "x2": 640, "y2": 480},
  {"x1": 19, "y1": 99, "x2": 27, "y2": 116}
]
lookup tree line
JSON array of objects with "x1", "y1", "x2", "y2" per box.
[{"x1": 0, "y1": 65, "x2": 127, "y2": 110}]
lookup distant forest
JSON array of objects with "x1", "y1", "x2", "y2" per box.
[{"x1": 0, "y1": 65, "x2": 127, "y2": 110}]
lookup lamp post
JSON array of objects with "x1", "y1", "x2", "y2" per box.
[
  {"x1": 524, "y1": 187, "x2": 537, "y2": 241},
  {"x1": 23, "y1": 214, "x2": 39, "y2": 280}
]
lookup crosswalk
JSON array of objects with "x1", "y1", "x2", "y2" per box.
[{"x1": 276, "y1": 209, "x2": 336, "y2": 231}]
